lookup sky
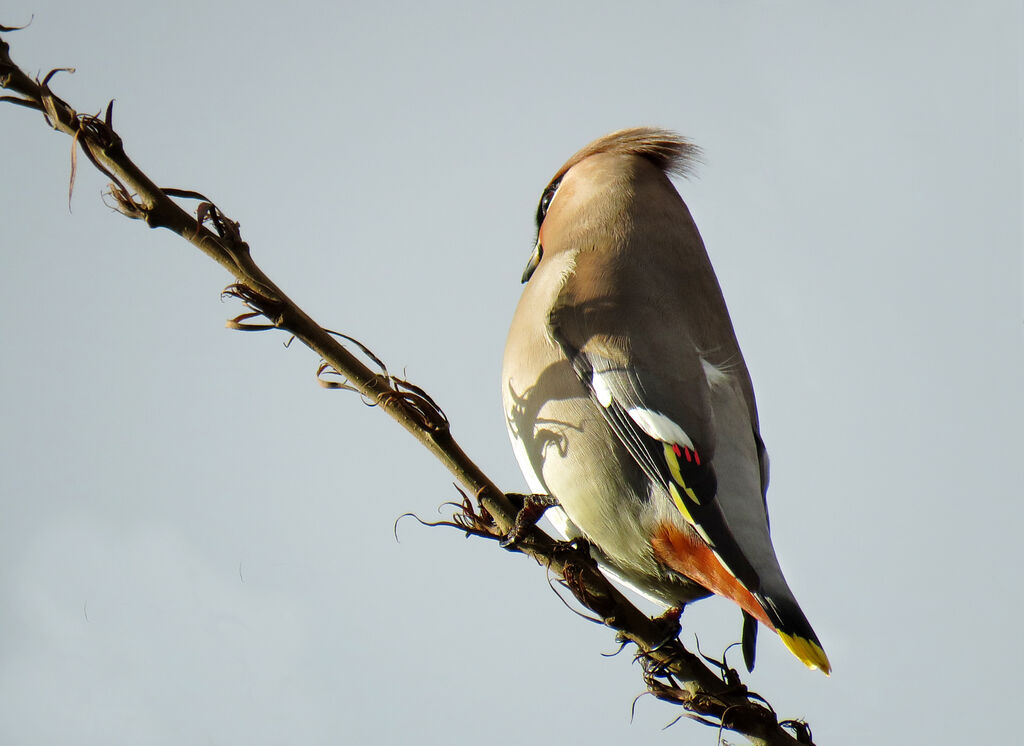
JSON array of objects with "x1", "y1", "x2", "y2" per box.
[{"x1": 1, "y1": 2, "x2": 1022, "y2": 744}]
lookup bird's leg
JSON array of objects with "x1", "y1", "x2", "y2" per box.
[
  {"x1": 499, "y1": 493, "x2": 560, "y2": 547},
  {"x1": 651, "y1": 605, "x2": 683, "y2": 649}
]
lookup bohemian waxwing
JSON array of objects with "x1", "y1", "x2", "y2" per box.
[{"x1": 501, "y1": 127, "x2": 830, "y2": 674}]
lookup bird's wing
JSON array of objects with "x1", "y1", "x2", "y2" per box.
[
  {"x1": 548, "y1": 265, "x2": 830, "y2": 674},
  {"x1": 548, "y1": 276, "x2": 766, "y2": 600}
]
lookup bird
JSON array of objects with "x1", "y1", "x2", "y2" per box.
[{"x1": 501, "y1": 127, "x2": 830, "y2": 674}]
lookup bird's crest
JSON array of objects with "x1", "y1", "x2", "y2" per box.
[{"x1": 551, "y1": 127, "x2": 701, "y2": 184}]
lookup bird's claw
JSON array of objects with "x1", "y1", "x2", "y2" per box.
[
  {"x1": 499, "y1": 493, "x2": 560, "y2": 547},
  {"x1": 650, "y1": 606, "x2": 683, "y2": 650}
]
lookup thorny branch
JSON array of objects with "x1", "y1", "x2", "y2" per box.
[{"x1": 1, "y1": 29, "x2": 815, "y2": 746}]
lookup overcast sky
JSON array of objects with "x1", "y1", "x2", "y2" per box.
[{"x1": 2, "y1": 2, "x2": 1022, "y2": 744}]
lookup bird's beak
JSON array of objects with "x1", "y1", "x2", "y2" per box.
[{"x1": 521, "y1": 240, "x2": 543, "y2": 283}]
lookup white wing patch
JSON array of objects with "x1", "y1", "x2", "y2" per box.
[
  {"x1": 591, "y1": 371, "x2": 615, "y2": 407},
  {"x1": 626, "y1": 407, "x2": 694, "y2": 449},
  {"x1": 589, "y1": 370, "x2": 695, "y2": 448}
]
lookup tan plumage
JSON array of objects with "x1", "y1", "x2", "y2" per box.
[{"x1": 502, "y1": 127, "x2": 830, "y2": 673}]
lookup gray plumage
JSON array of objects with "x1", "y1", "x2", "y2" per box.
[{"x1": 502, "y1": 128, "x2": 829, "y2": 673}]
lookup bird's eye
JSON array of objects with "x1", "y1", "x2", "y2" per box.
[
  {"x1": 535, "y1": 178, "x2": 562, "y2": 228},
  {"x1": 539, "y1": 189, "x2": 555, "y2": 215}
]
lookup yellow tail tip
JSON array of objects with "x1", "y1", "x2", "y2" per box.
[{"x1": 778, "y1": 631, "x2": 832, "y2": 676}]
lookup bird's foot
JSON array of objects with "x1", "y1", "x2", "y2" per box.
[
  {"x1": 548, "y1": 534, "x2": 590, "y2": 556},
  {"x1": 500, "y1": 493, "x2": 560, "y2": 548},
  {"x1": 651, "y1": 606, "x2": 683, "y2": 650}
]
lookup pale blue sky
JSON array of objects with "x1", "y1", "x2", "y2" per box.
[{"x1": 2, "y1": 2, "x2": 1022, "y2": 744}]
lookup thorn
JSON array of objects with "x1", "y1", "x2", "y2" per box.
[{"x1": 42, "y1": 66, "x2": 74, "y2": 87}]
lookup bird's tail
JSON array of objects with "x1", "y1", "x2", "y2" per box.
[{"x1": 756, "y1": 586, "x2": 831, "y2": 675}]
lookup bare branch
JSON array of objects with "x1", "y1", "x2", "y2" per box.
[{"x1": 1, "y1": 29, "x2": 813, "y2": 746}]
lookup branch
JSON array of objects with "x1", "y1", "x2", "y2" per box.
[{"x1": 1, "y1": 29, "x2": 814, "y2": 746}]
